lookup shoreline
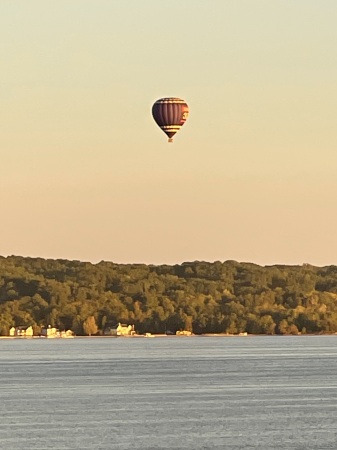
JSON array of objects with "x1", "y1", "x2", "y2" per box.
[{"x1": 1, "y1": 332, "x2": 337, "y2": 340}]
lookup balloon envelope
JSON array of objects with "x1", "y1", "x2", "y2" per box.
[{"x1": 152, "y1": 97, "x2": 189, "y2": 142}]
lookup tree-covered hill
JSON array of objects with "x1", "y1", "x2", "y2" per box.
[{"x1": 1, "y1": 255, "x2": 337, "y2": 336}]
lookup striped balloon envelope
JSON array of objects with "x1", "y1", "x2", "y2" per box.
[{"x1": 152, "y1": 97, "x2": 189, "y2": 142}]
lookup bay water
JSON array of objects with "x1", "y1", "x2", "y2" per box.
[{"x1": 1, "y1": 335, "x2": 336, "y2": 449}]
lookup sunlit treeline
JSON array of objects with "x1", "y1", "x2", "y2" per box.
[{"x1": 1, "y1": 256, "x2": 337, "y2": 335}]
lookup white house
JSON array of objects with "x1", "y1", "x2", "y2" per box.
[{"x1": 9, "y1": 326, "x2": 34, "y2": 337}]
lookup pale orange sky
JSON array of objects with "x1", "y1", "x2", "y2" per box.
[{"x1": 1, "y1": 0, "x2": 337, "y2": 266}]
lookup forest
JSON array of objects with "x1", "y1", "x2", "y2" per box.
[{"x1": 1, "y1": 255, "x2": 337, "y2": 336}]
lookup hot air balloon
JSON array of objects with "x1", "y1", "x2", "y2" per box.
[{"x1": 152, "y1": 97, "x2": 189, "y2": 142}]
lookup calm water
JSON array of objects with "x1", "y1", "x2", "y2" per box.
[{"x1": 0, "y1": 335, "x2": 337, "y2": 450}]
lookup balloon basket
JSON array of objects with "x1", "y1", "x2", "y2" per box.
[{"x1": 168, "y1": 138, "x2": 173, "y2": 143}]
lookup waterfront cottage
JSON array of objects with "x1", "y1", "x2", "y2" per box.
[
  {"x1": 176, "y1": 330, "x2": 192, "y2": 336},
  {"x1": 9, "y1": 326, "x2": 34, "y2": 337},
  {"x1": 60, "y1": 330, "x2": 74, "y2": 338},
  {"x1": 40, "y1": 326, "x2": 74, "y2": 338},
  {"x1": 105, "y1": 323, "x2": 135, "y2": 336},
  {"x1": 41, "y1": 325, "x2": 59, "y2": 338}
]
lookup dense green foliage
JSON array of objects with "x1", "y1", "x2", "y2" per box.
[{"x1": 1, "y1": 255, "x2": 337, "y2": 336}]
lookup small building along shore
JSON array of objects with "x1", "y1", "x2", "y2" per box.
[
  {"x1": 176, "y1": 330, "x2": 193, "y2": 336},
  {"x1": 8, "y1": 325, "x2": 74, "y2": 338},
  {"x1": 104, "y1": 323, "x2": 135, "y2": 336},
  {"x1": 9, "y1": 326, "x2": 34, "y2": 337},
  {"x1": 41, "y1": 325, "x2": 74, "y2": 338}
]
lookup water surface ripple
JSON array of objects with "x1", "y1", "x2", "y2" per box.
[{"x1": 1, "y1": 335, "x2": 336, "y2": 449}]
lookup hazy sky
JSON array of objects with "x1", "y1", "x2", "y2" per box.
[{"x1": 1, "y1": 0, "x2": 337, "y2": 266}]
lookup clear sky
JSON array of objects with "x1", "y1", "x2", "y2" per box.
[{"x1": 1, "y1": 0, "x2": 337, "y2": 267}]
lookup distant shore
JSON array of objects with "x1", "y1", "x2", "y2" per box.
[{"x1": 1, "y1": 332, "x2": 337, "y2": 340}]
